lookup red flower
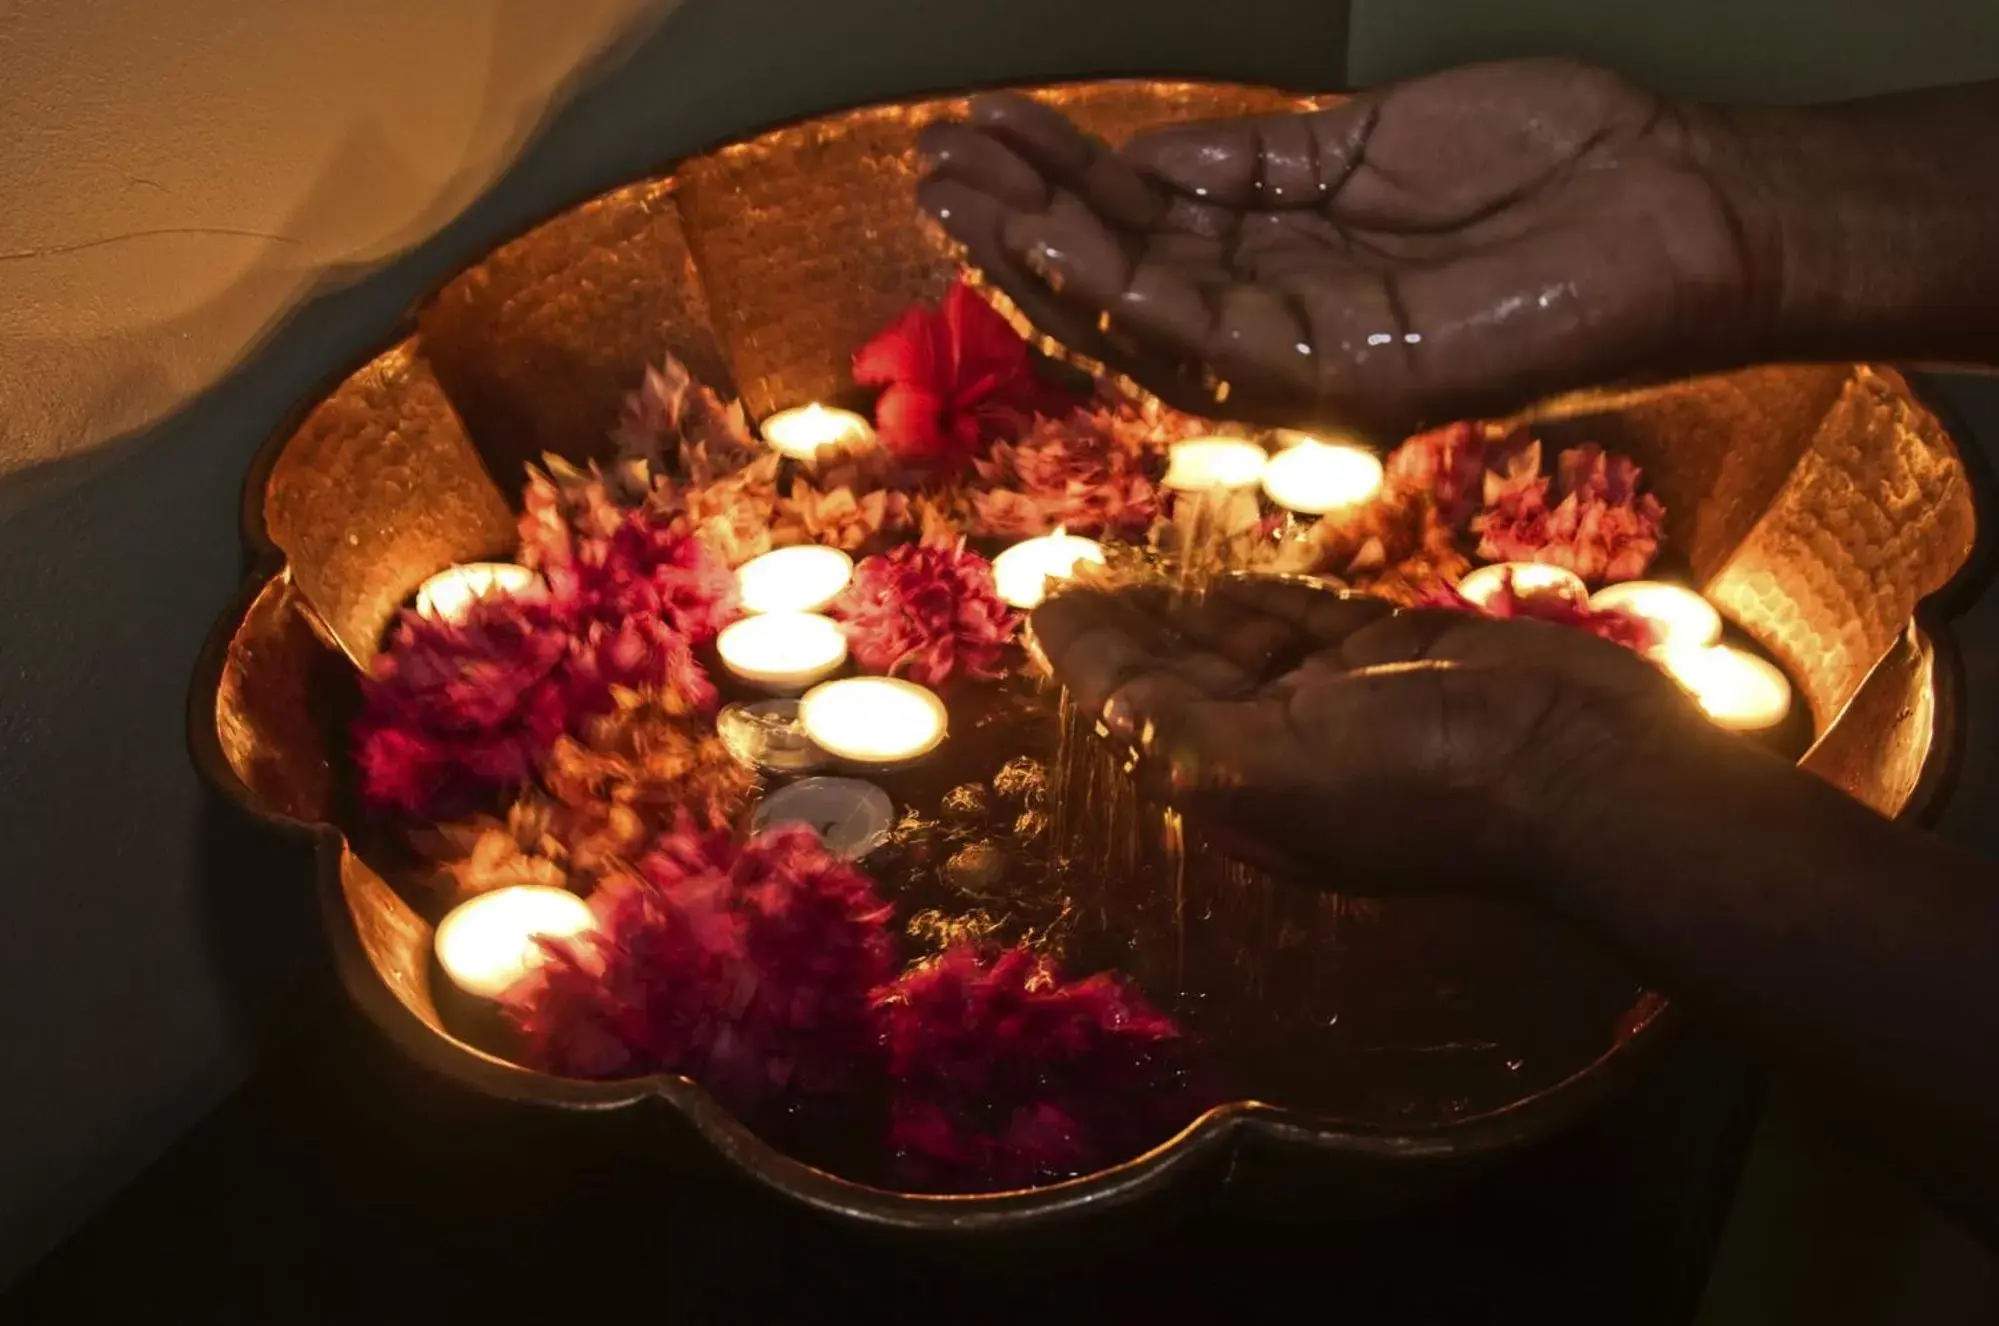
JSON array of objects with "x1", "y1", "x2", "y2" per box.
[
  {"x1": 832, "y1": 537, "x2": 1019, "y2": 688},
  {"x1": 871, "y1": 945, "x2": 1208, "y2": 1192},
  {"x1": 1472, "y1": 440, "x2": 1665, "y2": 583},
  {"x1": 853, "y1": 282, "x2": 1068, "y2": 469},
  {"x1": 353, "y1": 594, "x2": 573, "y2": 818},
  {"x1": 1421, "y1": 572, "x2": 1660, "y2": 652},
  {"x1": 504, "y1": 823, "x2": 896, "y2": 1112}
]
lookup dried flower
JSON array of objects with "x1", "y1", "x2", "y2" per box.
[
  {"x1": 1383, "y1": 420, "x2": 1487, "y2": 526},
  {"x1": 353, "y1": 594, "x2": 572, "y2": 818},
  {"x1": 504, "y1": 823, "x2": 896, "y2": 1112},
  {"x1": 771, "y1": 451, "x2": 919, "y2": 555},
  {"x1": 652, "y1": 453, "x2": 782, "y2": 568},
  {"x1": 833, "y1": 537, "x2": 1019, "y2": 687},
  {"x1": 1308, "y1": 488, "x2": 1472, "y2": 606},
  {"x1": 966, "y1": 411, "x2": 1162, "y2": 539},
  {"x1": 612, "y1": 356, "x2": 760, "y2": 487},
  {"x1": 1420, "y1": 573, "x2": 1660, "y2": 651},
  {"x1": 1473, "y1": 439, "x2": 1665, "y2": 583},
  {"x1": 521, "y1": 464, "x2": 741, "y2": 644},
  {"x1": 853, "y1": 281, "x2": 1072, "y2": 470},
  {"x1": 414, "y1": 800, "x2": 571, "y2": 902},
  {"x1": 872, "y1": 945, "x2": 1206, "y2": 1191},
  {"x1": 540, "y1": 686, "x2": 754, "y2": 875}
]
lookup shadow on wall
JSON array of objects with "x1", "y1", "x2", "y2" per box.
[{"x1": 0, "y1": 0, "x2": 1349, "y2": 1286}]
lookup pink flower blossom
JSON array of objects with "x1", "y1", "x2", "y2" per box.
[
  {"x1": 505, "y1": 823, "x2": 896, "y2": 1111},
  {"x1": 353, "y1": 594, "x2": 572, "y2": 818},
  {"x1": 519, "y1": 466, "x2": 740, "y2": 643},
  {"x1": 967, "y1": 411, "x2": 1162, "y2": 539},
  {"x1": 1472, "y1": 440, "x2": 1665, "y2": 583},
  {"x1": 1383, "y1": 420, "x2": 1487, "y2": 526},
  {"x1": 1420, "y1": 573, "x2": 1660, "y2": 652},
  {"x1": 832, "y1": 538, "x2": 1019, "y2": 688},
  {"x1": 872, "y1": 945, "x2": 1207, "y2": 1191}
]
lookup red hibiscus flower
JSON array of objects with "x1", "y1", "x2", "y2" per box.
[{"x1": 853, "y1": 281, "x2": 1068, "y2": 470}]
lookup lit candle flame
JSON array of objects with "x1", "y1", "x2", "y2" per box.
[
  {"x1": 434, "y1": 886, "x2": 594, "y2": 1001},
  {"x1": 799, "y1": 676, "x2": 948, "y2": 766},
  {"x1": 736, "y1": 545, "x2": 854, "y2": 615},
  {"x1": 716, "y1": 612, "x2": 849, "y2": 691}
]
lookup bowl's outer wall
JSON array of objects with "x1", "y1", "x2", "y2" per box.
[{"x1": 202, "y1": 80, "x2": 1979, "y2": 1226}]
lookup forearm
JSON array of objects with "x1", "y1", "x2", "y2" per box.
[
  {"x1": 1536, "y1": 733, "x2": 1999, "y2": 1236},
  {"x1": 1694, "y1": 82, "x2": 1999, "y2": 367}
]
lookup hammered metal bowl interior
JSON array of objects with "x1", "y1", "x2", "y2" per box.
[{"x1": 191, "y1": 80, "x2": 1984, "y2": 1233}]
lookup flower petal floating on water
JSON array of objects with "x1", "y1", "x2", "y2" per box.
[
  {"x1": 832, "y1": 537, "x2": 1019, "y2": 688},
  {"x1": 872, "y1": 944, "x2": 1208, "y2": 1192}
]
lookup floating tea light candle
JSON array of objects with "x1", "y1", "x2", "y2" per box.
[
  {"x1": 1162, "y1": 437, "x2": 1269, "y2": 492},
  {"x1": 717, "y1": 698, "x2": 826, "y2": 773},
  {"x1": 799, "y1": 676, "x2": 948, "y2": 767},
  {"x1": 753, "y1": 776, "x2": 896, "y2": 858},
  {"x1": 1589, "y1": 581, "x2": 1723, "y2": 650},
  {"x1": 414, "y1": 562, "x2": 537, "y2": 623},
  {"x1": 434, "y1": 885, "x2": 594, "y2": 1001},
  {"x1": 736, "y1": 545, "x2": 854, "y2": 615},
  {"x1": 1260, "y1": 440, "x2": 1384, "y2": 515},
  {"x1": 716, "y1": 612, "x2": 848, "y2": 691},
  {"x1": 761, "y1": 404, "x2": 875, "y2": 462},
  {"x1": 1659, "y1": 644, "x2": 1793, "y2": 732},
  {"x1": 1457, "y1": 562, "x2": 1589, "y2": 610},
  {"x1": 990, "y1": 529, "x2": 1106, "y2": 609}
]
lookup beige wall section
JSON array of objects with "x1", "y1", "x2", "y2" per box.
[
  {"x1": 1350, "y1": 1, "x2": 1999, "y2": 99},
  {"x1": 0, "y1": 0, "x2": 674, "y2": 476}
]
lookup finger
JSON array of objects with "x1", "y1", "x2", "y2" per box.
[
  {"x1": 923, "y1": 182, "x2": 1233, "y2": 415},
  {"x1": 918, "y1": 178, "x2": 1126, "y2": 366},
  {"x1": 998, "y1": 207, "x2": 1323, "y2": 408},
  {"x1": 1210, "y1": 575, "x2": 1394, "y2": 651},
  {"x1": 1032, "y1": 590, "x2": 1260, "y2": 738},
  {"x1": 1121, "y1": 98, "x2": 1381, "y2": 211},
  {"x1": 918, "y1": 122, "x2": 1049, "y2": 212},
  {"x1": 968, "y1": 93, "x2": 1166, "y2": 227}
]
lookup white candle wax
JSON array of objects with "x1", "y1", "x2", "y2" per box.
[
  {"x1": 736, "y1": 544, "x2": 854, "y2": 615},
  {"x1": 1457, "y1": 562, "x2": 1589, "y2": 610},
  {"x1": 990, "y1": 531, "x2": 1106, "y2": 609},
  {"x1": 1163, "y1": 437, "x2": 1269, "y2": 492},
  {"x1": 1260, "y1": 440, "x2": 1385, "y2": 515},
  {"x1": 1659, "y1": 644, "x2": 1792, "y2": 731},
  {"x1": 1589, "y1": 581, "x2": 1723, "y2": 650},
  {"x1": 414, "y1": 562, "x2": 538, "y2": 623},
  {"x1": 799, "y1": 676, "x2": 948, "y2": 766},
  {"x1": 761, "y1": 404, "x2": 875, "y2": 461},
  {"x1": 434, "y1": 885, "x2": 594, "y2": 1001},
  {"x1": 716, "y1": 612, "x2": 849, "y2": 691}
]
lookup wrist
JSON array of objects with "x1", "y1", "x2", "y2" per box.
[
  {"x1": 1685, "y1": 86, "x2": 1999, "y2": 366},
  {"x1": 1512, "y1": 708, "x2": 1819, "y2": 917}
]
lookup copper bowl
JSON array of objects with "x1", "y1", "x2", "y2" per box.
[{"x1": 189, "y1": 80, "x2": 1987, "y2": 1235}]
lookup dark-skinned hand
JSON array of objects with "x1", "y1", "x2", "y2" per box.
[
  {"x1": 1029, "y1": 575, "x2": 1737, "y2": 893},
  {"x1": 919, "y1": 59, "x2": 1763, "y2": 438}
]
